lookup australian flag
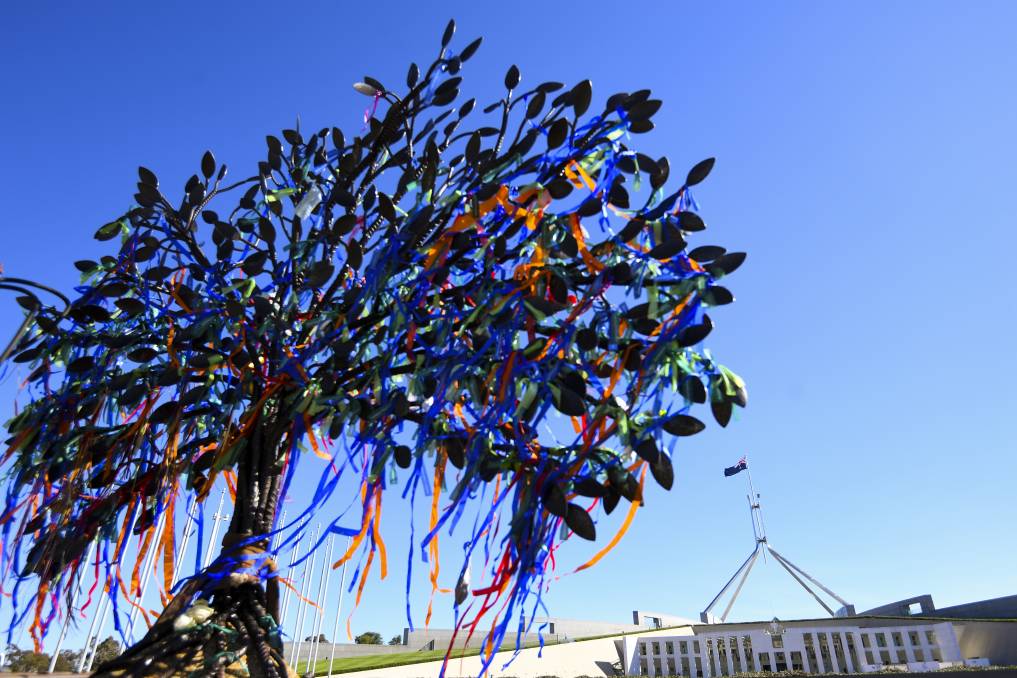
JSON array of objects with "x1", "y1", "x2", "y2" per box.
[{"x1": 724, "y1": 456, "x2": 748, "y2": 477}]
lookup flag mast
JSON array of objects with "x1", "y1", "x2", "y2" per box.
[{"x1": 700, "y1": 456, "x2": 854, "y2": 623}]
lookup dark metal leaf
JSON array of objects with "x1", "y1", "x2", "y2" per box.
[
  {"x1": 712, "y1": 400, "x2": 733, "y2": 428},
  {"x1": 460, "y1": 37, "x2": 482, "y2": 62},
  {"x1": 547, "y1": 119, "x2": 569, "y2": 150},
  {"x1": 688, "y1": 245, "x2": 726, "y2": 261},
  {"x1": 565, "y1": 503, "x2": 596, "y2": 541},
  {"x1": 138, "y1": 166, "x2": 158, "y2": 187},
  {"x1": 552, "y1": 386, "x2": 586, "y2": 417},
  {"x1": 678, "y1": 315, "x2": 713, "y2": 346},
  {"x1": 67, "y1": 356, "x2": 95, "y2": 373},
  {"x1": 526, "y1": 91, "x2": 545, "y2": 120},
  {"x1": 678, "y1": 211, "x2": 706, "y2": 232},
  {"x1": 573, "y1": 476, "x2": 607, "y2": 498},
  {"x1": 604, "y1": 490, "x2": 620, "y2": 515},
  {"x1": 543, "y1": 483, "x2": 567, "y2": 518},
  {"x1": 710, "y1": 252, "x2": 747, "y2": 276},
  {"x1": 679, "y1": 376, "x2": 707, "y2": 404},
  {"x1": 441, "y1": 19, "x2": 455, "y2": 47},
  {"x1": 128, "y1": 347, "x2": 158, "y2": 363},
  {"x1": 394, "y1": 445, "x2": 412, "y2": 469},
  {"x1": 685, "y1": 157, "x2": 715, "y2": 186},
  {"x1": 635, "y1": 438, "x2": 659, "y2": 464},
  {"x1": 151, "y1": 401, "x2": 181, "y2": 424},
  {"x1": 576, "y1": 328, "x2": 597, "y2": 352},
  {"x1": 303, "y1": 261, "x2": 334, "y2": 289},
  {"x1": 504, "y1": 64, "x2": 520, "y2": 90},
  {"x1": 571, "y1": 80, "x2": 592, "y2": 117},
  {"x1": 651, "y1": 454, "x2": 674, "y2": 490},
  {"x1": 443, "y1": 435, "x2": 467, "y2": 469},
  {"x1": 115, "y1": 298, "x2": 146, "y2": 317},
  {"x1": 702, "y1": 286, "x2": 734, "y2": 306},
  {"x1": 662, "y1": 414, "x2": 706, "y2": 437},
  {"x1": 201, "y1": 151, "x2": 215, "y2": 179}
]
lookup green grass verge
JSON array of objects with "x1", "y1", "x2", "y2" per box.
[
  {"x1": 296, "y1": 646, "x2": 484, "y2": 676},
  {"x1": 294, "y1": 623, "x2": 700, "y2": 676}
]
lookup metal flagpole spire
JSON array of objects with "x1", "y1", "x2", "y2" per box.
[
  {"x1": 305, "y1": 535, "x2": 335, "y2": 677},
  {"x1": 325, "y1": 536, "x2": 352, "y2": 678},
  {"x1": 701, "y1": 457, "x2": 854, "y2": 623},
  {"x1": 123, "y1": 509, "x2": 169, "y2": 648},
  {"x1": 170, "y1": 498, "x2": 198, "y2": 588},
  {"x1": 47, "y1": 539, "x2": 97, "y2": 674},
  {"x1": 289, "y1": 524, "x2": 321, "y2": 667},
  {"x1": 203, "y1": 487, "x2": 229, "y2": 569},
  {"x1": 279, "y1": 534, "x2": 303, "y2": 628},
  {"x1": 80, "y1": 504, "x2": 141, "y2": 673}
]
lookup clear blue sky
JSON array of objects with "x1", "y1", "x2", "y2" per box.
[{"x1": 2, "y1": 0, "x2": 1016, "y2": 653}]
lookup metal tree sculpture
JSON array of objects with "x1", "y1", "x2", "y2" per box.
[{"x1": 0, "y1": 22, "x2": 746, "y2": 678}]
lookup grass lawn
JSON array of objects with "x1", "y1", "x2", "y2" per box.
[{"x1": 295, "y1": 646, "x2": 485, "y2": 676}]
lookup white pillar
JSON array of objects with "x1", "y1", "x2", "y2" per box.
[
  {"x1": 812, "y1": 634, "x2": 826, "y2": 674},
  {"x1": 840, "y1": 633, "x2": 855, "y2": 673}
]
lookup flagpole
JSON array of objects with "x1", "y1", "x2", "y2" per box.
[
  {"x1": 744, "y1": 461, "x2": 768, "y2": 561},
  {"x1": 326, "y1": 536, "x2": 352, "y2": 678}
]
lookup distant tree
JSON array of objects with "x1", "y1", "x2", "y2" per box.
[
  {"x1": 388, "y1": 634, "x2": 402, "y2": 645},
  {"x1": 6, "y1": 645, "x2": 51, "y2": 672},
  {"x1": 354, "y1": 631, "x2": 383, "y2": 645},
  {"x1": 91, "y1": 636, "x2": 122, "y2": 667},
  {"x1": 304, "y1": 633, "x2": 328, "y2": 643},
  {"x1": 54, "y1": 648, "x2": 79, "y2": 671}
]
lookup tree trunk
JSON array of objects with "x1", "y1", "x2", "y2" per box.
[{"x1": 92, "y1": 416, "x2": 296, "y2": 678}]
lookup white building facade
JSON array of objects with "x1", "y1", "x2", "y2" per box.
[{"x1": 623, "y1": 619, "x2": 964, "y2": 677}]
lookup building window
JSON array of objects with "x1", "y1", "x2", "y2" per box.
[
  {"x1": 931, "y1": 646, "x2": 943, "y2": 662},
  {"x1": 925, "y1": 629, "x2": 937, "y2": 646},
  {"x1": 680, "y1": 641, "x2": 688, "y2": 655},
  {"x1": 845, "y1": 633, "x2": 861, "y2": 670},
  {"x1": 865, "y1": 650, "x2": 875, "y2": 666},
  {"x1": 804, "y1": 633, "x2": 819, "y2": 673},
  {"x1": 693, "y1": 641, "x2": 701, "y2": 654},
  {"x1": 876, "y1": 633, "x2": 887, "y2": 648},
  {"x1": 730, "y1": 636, "x2": 742, "y2": 674},
  {"x1": 639, "y1": 642, "x2": 647, "y2": 658},
  {"x1": 831, "y1": 633, "x2": 847, "y2": 673},
  {"x1": 681, "y1": 657, "x2": 691, "y2": 676},
  {"x1": 548, "y1": 623, "x2": 555, "y2": 634},
  {"x1": 654, "y1": 658, "x2": 662, "y2": 676},
  {"x1": 759, "y1": 652, "x2": 771, "y2": 672},
  {"x1": 640, "y1": 658, "x2": 648, "y2": 675},
  {"x1": 817, "y1": 633, "x2": 832, "y2": 667},
  {"x1": 897, "y1": 649, "x2": 907, "y2": 663},
  {"x1": 668, "y1": 658, "x2": 676, "y2": 675},
  {"x1": 771, "y1": 634, "x2": 784, "y2": 649},
  {"x1": 914, "y1": 648, "x2": 925, "y2": 662},
  {"x1": 743, "y1": 636, "x2": 755, "y2": 672},
  {"x1": 694, "y1": 656, "x2": 703, "y2": 678},
  {"x1": 861, "y1": 634, "x2": 871, "y2": 649},
  {"x1": 666, "y1": 641, "x2": 674, "y2": 655},
  {"x1": 908, "y1": 631, "x2": 920, "y2": 646},
  {"x1": 880, "y1": 650, "x2": 892, "y2": 664},
  {"x1": 775, "y1": 652, "x2": 788, "y2": 672},
  {"x1": 791, "y1": 651, "x2": 804, "y2": 672},
  {"x1": 892, "y1": 632, "x2": 904, "y2": 648},
  {"x1": 654, "y1": 642, "x2": 662, "y2": 656}
]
